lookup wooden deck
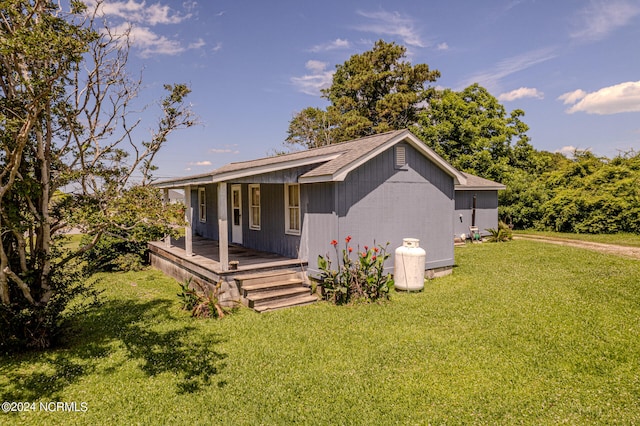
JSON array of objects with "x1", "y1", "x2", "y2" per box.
[
  {"x1": 148, "y1": 236, "x2": 309, "y2": 306},
  {"x1": 149, "y1": 236, "x2": 307, "y2": 276}
]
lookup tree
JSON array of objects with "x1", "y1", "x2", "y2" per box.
[
  {"x1": 1, "y1": 0, "x2": 194, "y2": 351},
  {"x1": 285, "y1": 107, "x2": 335, "y2": 150},
  {"x1": 498, "y1": 150, "x2": 569, "y2": 229},
  {"x1": 285, "y1": 40, "x2": 440, "y2": 150},
  {"x1": 415, "y1": 84, "x2": 534, "y2": 182},
  {"x1": 538, "y1": 151, "x2": 640, "y2": 233}
]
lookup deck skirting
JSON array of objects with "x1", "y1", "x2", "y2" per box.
[{"x1": 148, "y1": 238, "x2": 308, "y2": 306}]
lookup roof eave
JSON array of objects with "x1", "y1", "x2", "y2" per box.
[
  {"x1": 455, "y1": 185, "x2": 507, "y2": 191},
  {"x1": 298, "y1": 175, "x2": 332, "y2": 184},
  {"x1": 153, "y1": 174, "x2": 214, "y2": 189},
  {"x1": 152, "y1": 152, "x2": 343, "y2": 188}
]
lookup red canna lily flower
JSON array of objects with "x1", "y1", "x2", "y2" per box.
[
  {"x1": 373, "y1": 247, "x2": 379, "y2": 253},
  {"x1": 372, "y1": 255, "x2": 377, "y2": 261},
  {"x1": 330, "y1": 240, "x2": 338, "y2": 246},
  {"x1": 364, "y1": 245, "x2": 368, "y2": 251},
  {"x1": 348, "y1": 247, "x2": 353, "y2": 253},
  {"x1": 345, "y1": 236, "x2": 352, "y2": 243}
]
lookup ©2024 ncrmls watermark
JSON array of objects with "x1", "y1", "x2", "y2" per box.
[{"x1": 2, "y1": 401, "x2": 88, "y2": 413}]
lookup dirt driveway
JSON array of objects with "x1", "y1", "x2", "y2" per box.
[{"x1": 513, "y1": 234, "x2": 640, "y2": 260}]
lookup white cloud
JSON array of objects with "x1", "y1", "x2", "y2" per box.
[
  {"x1": 211, "y1": 41, "x2": 223, "y2": 52},
  {"x1": 305, "y1": 60, "x2": 329, "y2": 73},
  {"x1": 121, "y1": 24, "x2": 185, "y2": 57},
  {"x1": 436, "y1": 42, "x2": 449, "y2": 51},
  {"x1": 89, "y1": 0, "x2": 191, "y2": 25},
  {"x1": 145, "y1": 3, "x2": 189, "y2": 24},
  {"x1": 556, "y1": 146, "x2": 591, "y2": 158},
  {"x1": 310, "y1": 38, "x2": 351, "y2": 52},
  {"x1": 183, "y1": 1, "x2": 198, "y2": 13},
  {"x1": 505, "y1": 0, "x2": 525, "y2": 11},
  {"x1": 291, "y1": 60, "x2": 335, "y2": 96},
  {"x1": 462, "y1": 47, "x2": 557, "y2": 91},
  {"x1": 355, "y1": 10, "x2": 425, "y2": 47},
  {"x1": 557, "y1": 146, "x2": 577, "y2": 157},
  {"x1": 188, "y1": 38, "x2": 206, "y2": 50},
  {"x1": 209, "y1": 148, "x2": 240, "y2": 154},
  {"x1": 561, "y1": 81, "x2": 640, "y2": 115},
  {"x1": 189, "y1": 161, "x2": 212, "y2": 166},
  {"x1": 498, "y1": 87, "x2": 544, "y2": 101},
  {"x1": 571, "y1": 0, "x2": 640, "y2": 42},
  {"x1": 86, "y1": 0, "x2": 201, "y2": 57},
  {"x1": 558, "y1": 89, "x2": 587, "y2": 105}
]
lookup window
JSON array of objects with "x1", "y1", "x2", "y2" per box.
[
  {"x1": 249, "y1": 184, "x2": 261, "y2": 230},
  {"x1": 285, "y1": 184, "x2": 300, "y2": 235},
  {"x1": 198, "y1": 187, "x2": 206, "y2": 223}
]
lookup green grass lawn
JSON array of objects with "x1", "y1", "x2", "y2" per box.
[
  {"x1": 2, "y1": 239, "x2": 639, "y2": 425},
  {"x1": 513, "y1": 230, "x2": 640, "y2": 247}
]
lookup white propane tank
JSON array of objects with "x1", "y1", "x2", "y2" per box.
[{"x1": 394, "y1": 238, "x2": 426, "y2": 291}]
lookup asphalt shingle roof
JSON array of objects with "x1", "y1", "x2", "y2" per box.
[
  {"x1": 154, "y1": 129, "x2": 504, "y2": 190},
  {"x1": 457, "y1": 172, "x2": 506, "y2": 190},
  {"x1": 154, "y1": 130, "x2": 407, "y2": 187},
  {"x1": 216, "y1": 130, "x2": 403, "y2": 177}
]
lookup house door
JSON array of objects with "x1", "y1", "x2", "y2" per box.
[{"x1": 231, "y1": 185, "x2": 243, "y2": 244}]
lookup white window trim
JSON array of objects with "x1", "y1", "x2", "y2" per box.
[
  {"x1": 198, "y1": 187, "x2": 206, "y2": 223},
  {"x1": 284, "y1": 183, "x2": 301, "y2": 236},
  {"x1": 249, "y1": 184, "x2": 261, "y2": 230}
]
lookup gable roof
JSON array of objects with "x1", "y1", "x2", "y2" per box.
[
  {"x1": 153, "y1": 129, "x2": 467, "y2": 189},
  {"x1": 456, "y1": 172, "x2": 506, "y2": 191}
]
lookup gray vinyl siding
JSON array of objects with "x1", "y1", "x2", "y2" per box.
[
  {"x1": 190, "y1": 143, "x2": 460, "y2": 274},
  {"x1": 454, "y1": 191, "x2": 499, "y2": 237},
  {"x1": 192, "y1": 185, "x2": 218, "y2": 239},
  {"x1": 306, "y1": 143, "x2": 455, "y2": 276},
  {"x1": 239, "y1": 183, "x2": 301, "y2": 258},
  {"x1": 302, "y1": 183, "x2": 338, "y2": 264},
  {"x1": 190, "y1": 182, "x2": 304, "y2": 259}
]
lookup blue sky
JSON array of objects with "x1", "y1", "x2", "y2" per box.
[{"x1": 87, "y1": 0, "x2": 640, "y2": 179}]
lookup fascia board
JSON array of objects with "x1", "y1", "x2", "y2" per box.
[
  {"x1": 455, "y1": 185, "x2": 507, "y2": 191},
  {"x1": 298, "y1": 175, "x2": 332, "y2": 184},
  {"x1": 153, "y1": 175, "x2": 214, "y2": 189}
]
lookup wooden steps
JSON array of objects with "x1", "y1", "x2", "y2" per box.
[{"x1": 235, "y1": 270, "x2": 317, "y2": 313}]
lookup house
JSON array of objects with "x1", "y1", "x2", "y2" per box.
[
  {"x1": 455, "y1": 173, "x2": 506, "y2": 239},
  {"x1": 167, "y1": 189, "x2": 185, "y2": 204},
  {"x1": 150, "y1": 129, "x2": 504, "y2": 308}
]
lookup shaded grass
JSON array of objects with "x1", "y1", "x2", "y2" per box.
[
  {"x1": 514, "y1": 230, "x2": 640, "y2": 247},
  {"x1": 1, "y1": 240, "x2": 639, "y2": 424}
]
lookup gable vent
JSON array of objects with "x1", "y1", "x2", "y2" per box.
[{"x1": 395, "y1": 146, "x2": 406, "y2": 168}]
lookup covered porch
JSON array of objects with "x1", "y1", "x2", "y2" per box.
[
  {"x1": 149, "y1": 235, "x2": 309, "y2": 306},
  {"x1": 149, "y1": 235, "x2": 306, "y2": 276}
]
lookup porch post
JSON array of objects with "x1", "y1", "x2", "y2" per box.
[
  {"x1": 163, "y1": 188, "x2": 171, "y2": 248},
  {"x1": 217, "y1": 182, "x2": 229, "y2": 271},
  {"x1": 184, "y1": 185, "x2": 193, "y2": 256}
]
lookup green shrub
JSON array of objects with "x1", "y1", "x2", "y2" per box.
[
  {"x1": 486, "y1": 220, "x2": 513, "y2": 242},
  {"x1": 81, "y1": 234, "x2": 147, "y2": 272},
  {"x1": 317, "y1": 236, "x2": 394, "y2": 304},
  {"x1": 177, "y1": 279, "x2": 237, "y2": 319},
  {"x1": 0, "y1": 258, "x2": 100, "y2": 353}
]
